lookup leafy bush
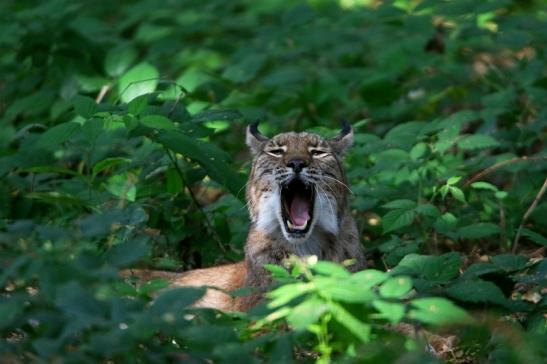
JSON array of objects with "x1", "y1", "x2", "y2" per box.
[{"x1": 1, "y1": 0, "x2": 546, "y2": 362}]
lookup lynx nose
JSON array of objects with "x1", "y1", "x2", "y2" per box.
[{"x1": 287, "y1": 159, "x2": 307, "y2": 173}]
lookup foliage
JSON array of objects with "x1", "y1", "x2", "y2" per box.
[{"x1": 1, "y1": 0, "x2": 546, "y2": 362}]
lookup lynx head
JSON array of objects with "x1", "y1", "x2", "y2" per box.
[{"x1": 245, "y1": 123, "x2": 353, "y2": 244}]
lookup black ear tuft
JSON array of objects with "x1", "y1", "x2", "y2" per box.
[
  {"x1": 249, "y1": 120, "x2": 267, "y2": 141},
  {"x1": 246, "y1": 120, "x2": 269, "y2": 155},
  {"x1": 329, "y1": 121, "x2": 354, "y2": 157},
  {"x1": 340, "y1": 120, "x2": 351, "y2": 137}
]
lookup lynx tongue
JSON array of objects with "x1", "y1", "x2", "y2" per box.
[{"x1": 289, "y1": 195, "x2": 311, "y2": 229}]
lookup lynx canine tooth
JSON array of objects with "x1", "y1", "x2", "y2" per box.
[{"x1": 287, "y1": 220, "x2": 307, "y2": 230}]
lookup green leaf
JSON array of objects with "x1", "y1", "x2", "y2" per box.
[
  {"x1": 382, "y1": 199, "x2": 416, "y2": 210},
  {"x1": 351, "y1": 269, "x2": 389, "y2": 288},
  {"x1": 155, "y1": 130, "x2": 246, "y2": 196},
  {"x1": 222, "y1": 54, "x2": 266, "y2": 83},
  {"x1": 491, "y1": 254, "x2": 528, "y2": 271},
  {"x1": 150, "y1": 287, "x2": 205, "y2": 316},
  {"x1": 268, "y1": 282, "x2": 315, "y2": 308},
  {"x1": 191, "y1": 109, "x2": 243, "y2": 123},
  {"x1": 140, "y1": 115, "x2": 176, "y2": 130},
  {"x1": 391, "y1": 253, "x2": 462, "y2": 283},
  {"x1": 119, "y1": 62, "x2": 159, "y2": 103},
  {"x1": 379, "y1": 276, "x2": 412, "y2": 298},
  {"x1": 457, "y1": 223, "x2": 500, "y2": 239},
  {"x1": 447, "y1": 176, "x2": 462, "y2": 185},
  {"x1": 36, "y1": 122, "x2": 80, "y2": 149},
  {"x1": 415, "y1": 204, "x2": 440, "y2": 218},
  {"x1": 264, "y1": 264, "x2": 291, "y2": 280},
  {"x1": 311, "y1": 261, "x2": 351, "y2": 278},
  {"x1": 446, "y1": 279, "x2": 507, "y2": 305},
  {"x1": 458, "y1": 135, "x2": 500, "y2": 150},
  {"x1": 372, "y1": 300, "x2": 405, "y2": 324},
  {"x1": 128, "y1": 94, "x2": 149, "y2": 115},
  {"x1": 409, "y1": 298, "x2": 472, "y2": 325},
  {"x1": 382, "y1": 209, "x2": 416, "y2": 233},
  {"x1": 72, "y1": 95, "x2": 97, "y2": 118},
  {"x1": 92, "y1": 157, "x2": 131, "y2": 177},
  {"x1": 328, "y1": 301, "x2": 371, "y2": 343},
  {"x1": 471, "y1": 181, "x2": 499, "y2": 192},
  {"x1": 105, "y1": 45, "x2": 137, "y2": 77},
  {"x1": 520, "y1": 228, "x2": 547, "y2": 246},
  {"x1": 107, "y1": 237, "x2": 150, "y2": 267},
  {"x1": 449, "y1": 186, "x2": 466, "y2": 203},
  {"x1": 286, "y1": 298, "x2": 327, "y2": 331},
  {"x1": 314, "y1": 278, "x2": 377, "y2": 303},
  {"x1": 105, "y1": 173, "x2": 137, "y2": 202},
  {"x1": 410, "y1": 142, "x2": 428, "y2": 160}
]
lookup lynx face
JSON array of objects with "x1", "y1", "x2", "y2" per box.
[{"x1": 246, "y1": 124, "x2": 353, "y2": 244}]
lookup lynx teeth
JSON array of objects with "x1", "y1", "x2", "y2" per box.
[{"x1": 287, "y1": 220, "x2": 307, "y2": 231}]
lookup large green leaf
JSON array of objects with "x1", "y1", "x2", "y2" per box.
[
  {"x1": 119, "y1": 62, "x2": 159, "y2": 103},
  {"x1": 155, "y1": 130, "x2": 246, "y2": 196}
]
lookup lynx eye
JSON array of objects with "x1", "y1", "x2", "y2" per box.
[
  {"x1": 309, "y1": 149, "x2": 329, "y2": 158},
  {"x1": 266, "y1": 148, "x2": 285, "y2": 157}
]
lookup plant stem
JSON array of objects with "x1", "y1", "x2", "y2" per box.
[
  {"x1": 512, "y1": 177, "x2": 547, "y2": 253},
  {"x1": 165, "y1": 148, "x2": 228, "y2": 254}
]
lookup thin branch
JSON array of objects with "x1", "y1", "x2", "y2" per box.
[
  {"x1": 464, "y1": 156, "x2": 547, "y2": 186},
  {"x1": 95, "y1": 84, "x2": 112, "y2": 103},
  {"x1": 165, "y1": 148, "x2": 228, "y2": 254},
  {"x1": 512, "y1": 177, "x2": 547, "y2": 253}
]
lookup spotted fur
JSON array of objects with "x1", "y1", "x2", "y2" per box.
[{"x1": 127, "y1": 125, "x2": 365, "y2": 311}]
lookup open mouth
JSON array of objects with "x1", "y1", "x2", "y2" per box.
[{"x1": 281, "y1": 179, "x2": 315, "y2": 236}]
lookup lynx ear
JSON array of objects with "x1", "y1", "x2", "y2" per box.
[
  {"x1": 329, "y1": 122, "x2": 353, "y2": 157},
  {"x1": 246, "y1": 122, "x2": 269, "y2": 156}
]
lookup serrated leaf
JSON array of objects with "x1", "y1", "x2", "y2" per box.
[
  {"x1": 264, "y1": 264, "x2": 291, "y2": 280},
  {"x1": 520, "y1": 228, "x2": 547, "y2": 246},
  {"x1": 72, "y1": 95, "x2": 97, "y2": 118},
  {"x1": 471, "y1": 181, "x2": 499, "y2": 192},
  {"x1": 382, "y1": 199, "x2": 416, "y2": 210},
  {"x1": 286, "y1": 298, "x2": 327, "y2": 331},
  {"x1": 391, "y1": 253, "x2": 462, "y2": 283},
  {"x1": 268, "y1": 282, "x2": 314, "y2": 308},
  {"x1": 446, "y1": 279, "x2": 507, "y2": 305},
  {"x1": 105, "y1": 45, "x2": 137, "y2": 77},
  {"x1": 457, "y1": 223, "x2": 500, "y2": 239},
  {"x1": 491, "y1": 254, "x2": 528, "y2": 271},
  {"x1": 382, "y1": 209, "x2": 416, "y2": 233},
  {"x1": 351, "y1": 269, "x2": 389, "y2": 287},
  {"x1": 191, "y1": 109, "x2": 243, "y2": 123},
  {"x1": 372, "y1": 300, "x2": 405, "y2": 324},
  {"x1": 155, "y1": 130, "x2": 245, "y2": 197},
  {"x1": 409, "y1": 298, "x2": 472, "y2": 325},
  {"x1": 458, "y1": 134, "x2": 500, "y2": 150},
  {"x1": 379, "y1": 276, "x2": 412, "y2": 298},
  {"x1": 140, "y1": 115, "x2": 176, "y2": 130},
  {"x1": 449, "y1": 186, "x2": 466, "y2": 203},
  {"x1": 311, "y1": 261, "x2": 351, "y2": 278},
  {"x1": 92, "y1": 157, "x2": 131, "y2": 177},
  {"x1": 447, "y1": 176, "x2": 462, "y2": 185},
  {"x1": 314, "y1": 278, "x2": 377, "y2": 303},
  {"x1": 415, "y1": 204, "x2": 440, "y2": 217},
  {"x1": 150, "y1": 287, "x2": 205, "y2": 316},
  {"x1": 128, "y1": 94, "x2": 149, "y2": 115},
  {"x1": 36, "y1": 122, "x2": 80, "y2": 149},
  {"x1": 410, "y1": 142, "x2": 428, "y2": 160},
  {"x1": 328, "y1": 301, "x2": 371, "y2": 343},
  {"x1": 119, "y1": 62, "x2": 159, "y2": 103}
]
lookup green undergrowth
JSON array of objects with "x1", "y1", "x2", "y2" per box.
[{"x1": 1, "y1": 0, "x2": 546, "y2": 362}]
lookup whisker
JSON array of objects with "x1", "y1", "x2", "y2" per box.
[{"x1": 321, "y1": 174, "x2": 353, "y2": 194}]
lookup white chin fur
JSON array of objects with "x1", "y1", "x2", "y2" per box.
[
  {"x1": 256, "y1": 192, "x2": 280, "y2": 233},
  {"x1": 257, "y1": 190, "x2": 339, "y2": 242}
]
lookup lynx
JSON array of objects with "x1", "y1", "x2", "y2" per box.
[{"x1": 128, "y1": 124, "x2": 365, "y2": 311}]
